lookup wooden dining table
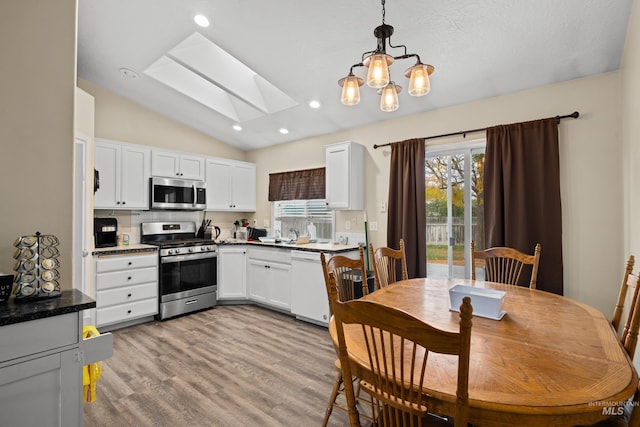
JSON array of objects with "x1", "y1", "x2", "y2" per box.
[{"x1": 328, "y1": 277, "x2": 639, "y2": 427}]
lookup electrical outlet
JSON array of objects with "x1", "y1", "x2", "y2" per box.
[
  {"x1": 345, "y1": 220, "x2": 351, "y2": 230},
  {"x1": 263, "y1": 219, "x2": 269, "y2": 227},
  {"x1": 369, "y1": 221, "x2": 378, "y2": 231}
]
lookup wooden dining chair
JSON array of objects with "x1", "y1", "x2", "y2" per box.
[
  {"x1": 331, "y1": 291, "x2": 473, "y2": 427},
  {"x1": 611, "y1": 256, "x2": 640, "y2": 360},
  {"x1": 369, "y1": 239, "x2": 409, "y2": 290},
  {"x1": 320, "y1": 246, "x2": 372, "y2": 426},
  {"x1": 471, "y1": 241, "x2": 541, "y2": 289},
  {"x1": 612, "y1": 255, "x2": 636, "y2": 333}
]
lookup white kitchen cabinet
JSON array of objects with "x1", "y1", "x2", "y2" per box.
[
  {"x1": 95, "y1": 252, "x2": 158, "y2": 329},
  {"x1": 205, "y1": 158, "x2": 256, "y2": 211},
  {"x1": 325, "y1": 141, "x2": 364, "y2": 210},
  {"x1": 152, "y1": 150, "x2": 205, "y2": 181},
  {"x1": 0, "y1": 297, "x2": 112, "y2": 427},
  {"x1": 218, "y1": 246, "x2": 247, "y2": 299},
  {"x1": 94, "y1": 139, "x2": 150, "y2": 210},
  {"x1": 246, "y1": 248, "x2": 291, "y2": 310}
]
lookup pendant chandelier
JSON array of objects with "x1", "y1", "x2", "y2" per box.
[{"x1": 338, "y1": 0, "x2": 434, "y2": 112}]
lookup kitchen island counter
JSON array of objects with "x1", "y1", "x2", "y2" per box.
[{"x1": 0, "y1": 289, "x2": 95, "y2": 326}]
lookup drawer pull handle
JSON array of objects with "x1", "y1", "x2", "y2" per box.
[
  {"x1": 127, "y1": 276, "x2": 132, "y2": 280},
  {"x1": 128, "y1": 262, "x2": 132, "y2": 266},
  {"x1": 127, "y1": 293, "x2": 132, "y2": 298},
  {"x1": 127, "y1": 310, "x2": 132, "y2": 314},
  {"x1": 185, "y1": 299, "x2": 198, "y2": 305}
]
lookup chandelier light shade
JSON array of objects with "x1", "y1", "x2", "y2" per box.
[
  {"x1": 380, "y1": 82, "x2": 400, "y2": 112},
  {"x1": 338, "y1": 0, "x2": 434, "y2": 112},
  {"x1": 338, "y1": 73, "x2": 364, "y2": 106}
]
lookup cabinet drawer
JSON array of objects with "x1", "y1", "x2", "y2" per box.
[
  {"x1": 96, "y1": 267, "x2": 157, "y2": 290},
  {"x1": 97, "y1": 282, "x2": 158, "y2": 308},
  {"x1": 0, "y1": 313, "x2": 79, "y2": 364},
  {"x1": 96, "y1": 299, "x2": 158, "y2": 327},
  {"x1": 96, "y1": 253, "x2": 158, "y2": 273}
]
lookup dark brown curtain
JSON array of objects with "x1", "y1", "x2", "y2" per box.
[
  {"x1": 484, "y1": 118, "x2": 563, "y2": 295},
  {"x1": 387, "y1": 138, "x2": 426, "y2": 278},
  {"x1": 268, "y1": 167, "x2": 325, "y2": 201}
]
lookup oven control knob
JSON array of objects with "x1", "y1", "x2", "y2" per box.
[
  {"x1": 189, "y1": 247, "x2": 194, "y2": 253},
  {"x1": 207, "y1": 246, "x2": 212, "y2": 251},
  {"x1": 200, "y1": 246, "x2": 206, "y2": 252},
  {"x1": 167, "y1": 249, "x2": 173, "y2": 255},
  {"x1": 174, "y1": 248, "x2": 180, "y2": 254}
]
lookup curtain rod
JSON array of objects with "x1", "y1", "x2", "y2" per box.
[{"x1": 372, "y1": 111, "x2": 580, "y2": 149}]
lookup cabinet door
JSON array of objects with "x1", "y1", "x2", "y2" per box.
[
  {"x1": 180, "y1": 154, "x2": 205, "y2": 180},
  {"x1": 326, "y1": 143, "x2": 351, "y2": 209},
  {"x1": 94, "y1": 141, "x2": 120, "y2": 209},
  {"x1": 247, "y1": 258, "x2": 269, "y2": 303},
  {"x1": 268, "y1": 261, "x2": 292, "y2": 310},
  {"x1": 120, "y1": 145, "x2": 150, "y2": 209},
  {"x1": 231, "y1": 163, "x2": 256, "y2": 211},
  {"x1": 151, "y1": 150, "x2": 180, "y2": 177},
  {"x1": 205, "y1": 159, "x2": 232, "y2": 210},
  {"x1": 218, "y1": 247, "x2": 247, "y2": 299},
  {"x1": 0, "y1": 349, "x2": 82, "y2": 427}
]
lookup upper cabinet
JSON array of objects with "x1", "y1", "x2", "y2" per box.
[
  {"x1": 205, "y1": 158, "x2": 256, "y2": 212},
  {"x1": 94, "y1": 139, "x2": 150, "y2": 210},
  {"x1": 325, "y1": 141, "x2": 364, "y2": 210},
  {"x1": 151, "y1": 150, "x2": 205, "y2": 181}
]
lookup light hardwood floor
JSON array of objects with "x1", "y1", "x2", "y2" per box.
[{"x1": 84, "y1": 304, "x2": 352, "y2": 426}]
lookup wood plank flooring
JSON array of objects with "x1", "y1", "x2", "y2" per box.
[{"x1": 83, "y1": 305, "x2": 352, "y2": 426}]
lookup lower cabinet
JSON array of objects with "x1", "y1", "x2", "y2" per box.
[
  {"x1": 95, "y1": 252, "x2": 158, "y2": 328},
  {"x1": 0, "y1": 309, "x2": 113, "y2": 427},
  {"x1": 246, "y1": 248, "x2": 292, "y2": 311},
  {"x1": 218, "y1": 246, "x2": 247, "y2": 300}
]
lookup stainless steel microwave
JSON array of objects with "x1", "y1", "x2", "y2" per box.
[{"x1": 150, "y1": 177, "x2": 206, "y2": 210}]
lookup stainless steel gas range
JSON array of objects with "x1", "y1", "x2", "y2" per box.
[{"x1": 141, "y1": 221, "x2": 217, "y2": 320}]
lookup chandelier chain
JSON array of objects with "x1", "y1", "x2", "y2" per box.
[{"x1": 381, "y1": 0, "x2": 386, "y2": 24}]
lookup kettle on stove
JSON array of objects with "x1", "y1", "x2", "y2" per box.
[{"x1": 204, "y1": 225, "x2": 221, "y2": 240}]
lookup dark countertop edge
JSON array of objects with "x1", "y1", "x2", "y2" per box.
[
  {"x1": 217, "y1": 241, "x2": 360, "y2": 254},
  {"x1": 92, "y1": 246, "x2": 158, "y2": 256},
  {"x1": 0, "y1": 289, "x2": 96, "y2": 326}
]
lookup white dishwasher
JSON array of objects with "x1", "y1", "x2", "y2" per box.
[{"x1": 290, "y1": 250, "x2": 331, "y2": 326}]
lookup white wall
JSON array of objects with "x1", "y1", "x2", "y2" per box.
[
  {"x1": 247, "y1": 72, "x2": 623, "y2": 316},
  {"x1": 0, "y1": 0, "x2": 77, "y2": 284}
]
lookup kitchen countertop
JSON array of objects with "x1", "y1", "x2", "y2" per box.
[
  {"x1": 92, "y1": 243, "x2": 158, "y2": 256},
  {"x1": 218, "y1": 240, "x2": 361, "y2": 254},
  {"x1": 0, "y1": 289, "x2": 96, "y2": 326}
]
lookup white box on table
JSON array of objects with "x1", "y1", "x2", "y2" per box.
[{"x1": 449, "y1": 284, "x2": 506, "y2": 320}]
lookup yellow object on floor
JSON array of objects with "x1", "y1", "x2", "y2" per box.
[{"x1": 83, "y1": 325, "x2": 103, "y2": 403}]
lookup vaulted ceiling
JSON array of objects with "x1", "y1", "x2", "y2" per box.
[{"x1": 78, "y1": 0, "x2": 633, "y2": 150}]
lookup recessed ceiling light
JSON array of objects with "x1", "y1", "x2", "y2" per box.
[
  {"x1": 279, "y1": 128, "x2": 289, "y2": 134},
  {"x1": 119, "y1": 68, "x2": 139, "y2": 79},
  {"x1": 232, "y1": 124, "x2": 242, "y2": 131},
  {"x1": 194, "y1": 14, "x2": 210, "y2": 27},
  {"x1": 309, "y1": 100, "x2": 321, "y2": 109}
]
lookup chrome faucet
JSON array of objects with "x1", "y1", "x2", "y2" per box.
[{"x1": 289, "y1": 228, "x2": 299, "y2": 239}]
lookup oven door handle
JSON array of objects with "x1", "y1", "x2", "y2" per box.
[
  {"x1": 192, "y1": 184, "x2": 196, "y2": 208},
  {"x1": 161, "y1": 252, "x2": 218, "y2": 263}
]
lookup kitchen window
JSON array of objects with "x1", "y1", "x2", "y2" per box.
[{"x1": 272, "y1": 200, "x2": 334, "y2": 240}]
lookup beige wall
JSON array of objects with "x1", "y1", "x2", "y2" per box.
[
  {"x1": 78, "y1": 78, "x2": 247, "y2": 161},
  {"x1": 623, "y1": 0, "x2": 640, "y2": 260},
  {"x1": 621, "y1": 0, "x2": 640, "y2": 368},
  {"x1": 247, "y1": 72, "x2": 623, "y2": 316},
  {"x1": 0, "y1": 0, "x2": 77, "y2": 283}
]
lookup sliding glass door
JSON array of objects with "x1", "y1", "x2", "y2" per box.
[{"x1": 426, "y1": 141, "x2": 485, "y2": 279}]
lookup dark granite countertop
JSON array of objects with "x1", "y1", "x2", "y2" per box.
[
  {"x1": 0, "y1": 289, "x2": 95, "y2": 326},
  {"x1": 92, "y1": 244, "x2": 158, "y2": 256},
  {"x1": 218, "y1": 240, "x2": 360, "y2": 254}
]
